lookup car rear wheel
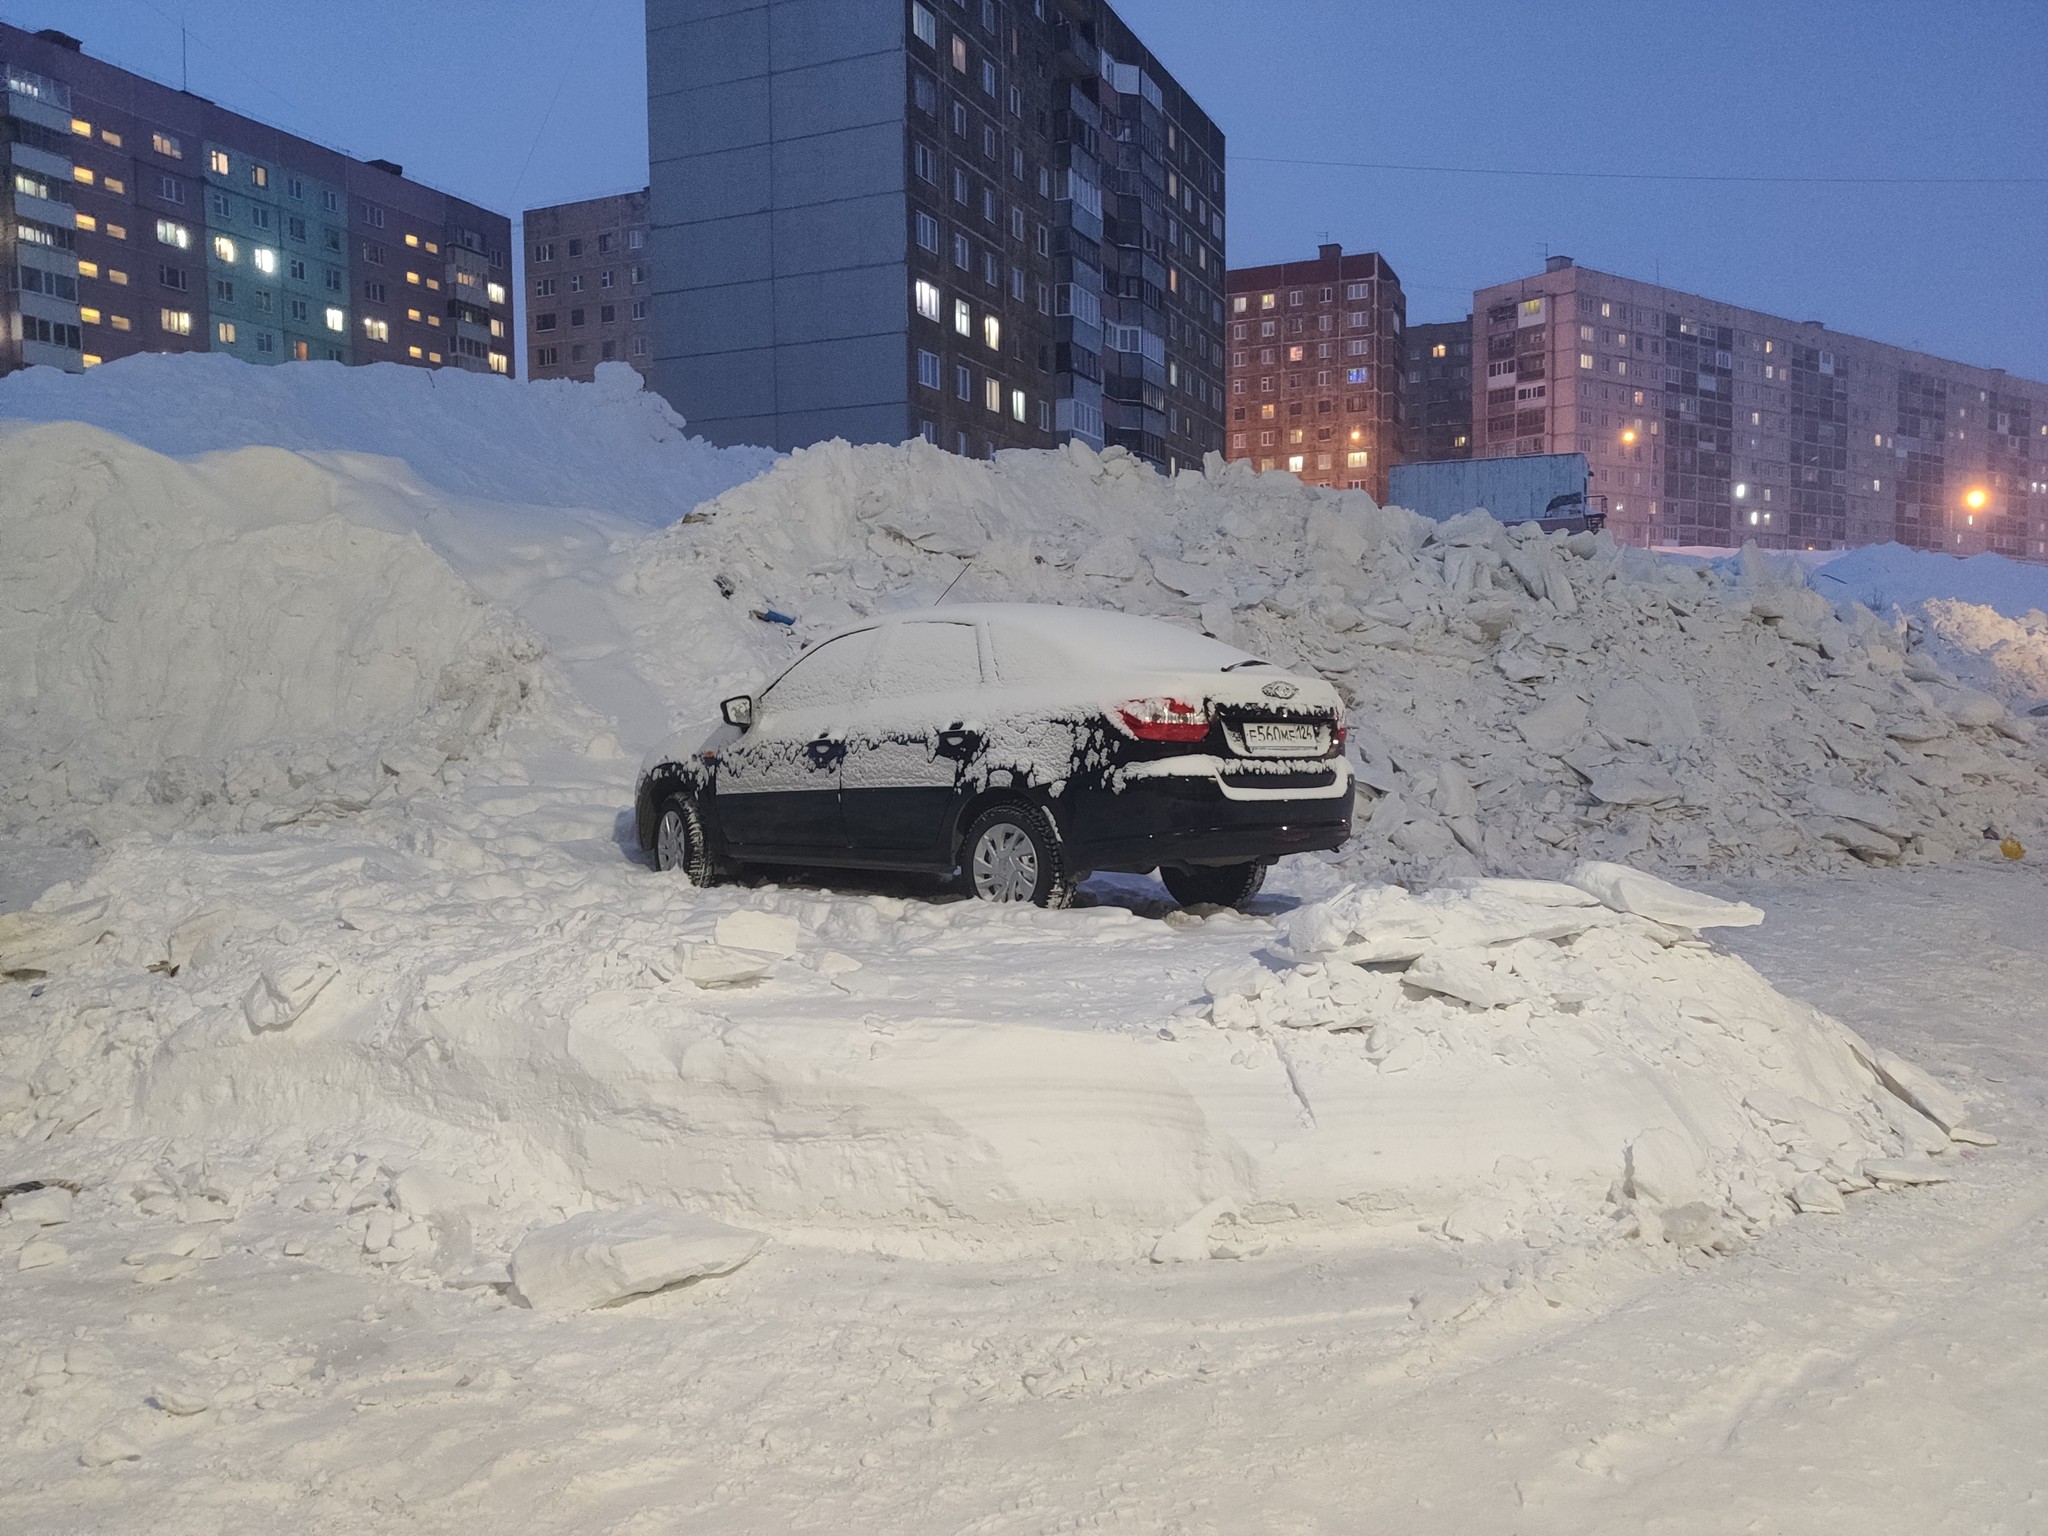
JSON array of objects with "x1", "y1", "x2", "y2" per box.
[
  {"x1": 654, "y1": 795, "x2": 721, "y2": 887},
  {"x1": 1160, "y1": 860, "x2": 1267, "y2": 912},
  {"x1": 963, "y1": 803, "x2": 1074, "y2": 909}
]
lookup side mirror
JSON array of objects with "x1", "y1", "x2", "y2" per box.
[{"x1": 720, "y1": 694, "x2": 754, "y2": 729}]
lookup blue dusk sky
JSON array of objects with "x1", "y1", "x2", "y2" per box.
[{"x1": 6, "y1": 0, "x2": 2044, "y2": 378}]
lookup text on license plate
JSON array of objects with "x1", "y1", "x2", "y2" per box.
[{"x1": 1240, "y1": 721, "x2": 1323, "y2": 755}]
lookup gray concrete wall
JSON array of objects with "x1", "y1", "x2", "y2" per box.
[{"x1": 646, "y1": 0, "x2": 910, "y2": 450}]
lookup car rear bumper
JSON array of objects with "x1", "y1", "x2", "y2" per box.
[{"x1": 1065, "y1": 759, "x2": 1354, "y2": 871}]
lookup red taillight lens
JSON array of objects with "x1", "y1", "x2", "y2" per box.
[
  {"x1": 1331, "y1": 724, "x2": 1348, "y2": 756},
  {"x1": 1117, "y1": 696, "x2": 1210, "y2": 742}
]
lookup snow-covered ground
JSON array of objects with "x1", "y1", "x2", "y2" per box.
[{"x1": 4, "y1": 356, "x2": 2048, "y2": 1532}]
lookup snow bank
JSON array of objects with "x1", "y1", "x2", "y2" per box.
[
  {"x1": 0, "y1": 826, "x2": 1980, "y2": 1262},
  {"x1": 0, "y1": 353, "x2": 778, "y2": 526},
  {"x1": 0, "y1": 422, "x2": 540, "y2": 838},
  {"x1": 631, "y1": 439, "x2": 2048, "y2": 882},
  {"x1": 1810, "y1": 542, "x2": 2048, "y2": 621}
]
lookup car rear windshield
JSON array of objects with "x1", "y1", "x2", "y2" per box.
[{"x1": 989, "y1": 615, "x2": 1263, "y2": 684}]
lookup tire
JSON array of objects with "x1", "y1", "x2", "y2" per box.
[
  {"x1": 653, "y1": 794, "x2": 721, "y2": 887},
  {"x1": 1160, "y1": 860, "x2": 1267, "y2": 912},
  {"x1": 962, "y1": 802, "x2": 1075, "y2": 909}
]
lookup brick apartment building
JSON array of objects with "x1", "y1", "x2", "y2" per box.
[
  {"x1": 1, "y1": 24, "x2": 512, "y2": 379},
  {"x1": 644, "y1": 0, "x2": 1226, "y2": 469},
  {"x1": 1223, "y1": 244, "x2": 1404, "y2": 501},
  {"x1": 524, "y1": 189, "x2": 652, "y2": 382},
  {"x1": 1470, "y1": 257, "x2": 2048, "y2": 560},
  {"x1": 1403, "y1": 316, "x2": 1472, "y2": 464}
]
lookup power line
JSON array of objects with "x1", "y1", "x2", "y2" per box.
[{"x1": 1229, "y1": 154, "x2": 2048, "y2": 188}]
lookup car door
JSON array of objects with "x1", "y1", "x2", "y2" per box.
[
  {"x1": 839, "y1": 620, "x2": 985, "y2": 864},
  {"x1": 714, "y1": 627, "x2": 880, "y2": 857}
]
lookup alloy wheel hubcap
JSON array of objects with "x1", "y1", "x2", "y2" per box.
[
  {"x1": 657, "y1": 810, "x2": 687, "y2": 871},
  {"x1": 973, "y1": 824, "x2": 1038, "y2": 902}
]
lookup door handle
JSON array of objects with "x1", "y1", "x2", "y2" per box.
[{"x1": 937, "y1": 729, "x2": 972, "y2": 752}]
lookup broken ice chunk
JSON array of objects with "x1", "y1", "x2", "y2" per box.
[
  {"x1": 508, "y1": 1206, "x2": 765, "y2": 1312},
  {"x1": 1566, "y1": 862, "x2": 1765, "y2": 931}
]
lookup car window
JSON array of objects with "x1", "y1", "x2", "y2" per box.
[
  {"x1": 988, "y1": 623, "x2": 1072, "y2": 685},
  {"x1": 760, "y1": 628, "x2": 880, "y2": 712},
  {"x1": 865, "y1": 623, "x2": 982, "y2": 701}
]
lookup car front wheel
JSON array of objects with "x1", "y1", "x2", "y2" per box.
[
  {"x1": 1160, "y1": 861, "x2": 1267, "y2": 911},
  {"x1": 654, "y1": 794, "x2": 721, "y2": 887},
  {"x1": 962, "y1": 802, "x2": 1075, "y2": 909}
]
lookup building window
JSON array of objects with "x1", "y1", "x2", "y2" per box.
[
  {"x1": 324, "y1": 268, "x2": 343, "y2": 292},
  {"x1": 956, "y1": 364, "x2": 972, "y2": 401},
  {"x1": 985, "y1": 377, "x2": 1001, "y2": 413},
  {"x1": 364, "y1": 280, "x2": 387, "y2": 302},
  {"x1": 209, "y1": 190, "x2": 229, "y2": 218},
  {"x1": 1347, "y1": 451, "x2": 1369, "y2": 468},
  {"x1": 158, "y1": 264, "x2": 188, "y2": 291},
  {"x1": 914, "y1": 144, "x2": 937, "y2": 183},
  {"x1": 600, "y1": 269, "x2": 615, "y2": 289},
  {"x1": 536, "y1": 277, "x2": 556, "y2": 297},
  {"x1": 214, "y1": 278, "x2": 235, "y2": 303},
  {"x1": 1011, "y1": 388, "x2": 1026, "y2": 423},
  {"x1": 156, "y1": 219, "x2": 191, "y2": 249},
  {"x1": 153, "y1": 131, "x2": 182, "y2": 159},
  {"x1": 918, "y1": 349, "x2": 941, "y2": 389},
  {"x1": 912, "y1": 2, "x2": 937, "y2": 46},
  {"x1": 160, "y1": 308, "x2": 193, "y2": 335},
  {"x1": 1288, "y1": 455, "x2": 1306, "y2": 473},
  {"x1": 600, "y1": 304, "x2": 615, "y2": 324},
  {"x1": 630, "y1": 299, "x2": 647, "y2": 321},
  {"x1": 915, "y1": 278, "x2": 941, "y2": 321},
  {"x1": 534, "y1": 242, "x2": 554, "y2": 262},
  {"x1": 253, "y1": 247, "x2": 278, "y2": 275},
  {"x1": 536, "y1": 346, "x2": 559, "y2": 367},
  {"x1": 326, "y1": 307, "x2": 346, "y2": 333},
  {"x1": 208, "y1": 148, "x2": 229, "y2": 175},
  {"x1": 951, "y1": 34, "x2": 968, "y2": 71},
  {"x1": 1580, "y1": 353, "x2": 1594, "y2": 370},
  {"x1": 569, "y1": 274, "x2": 583, "y2": 293},
  {"x1": 954, "y1": 297, "x2": 972, "y2": 336},
  {"x1": 915, "y1": 210, "x2": 939, "y2": 251},
  {"x1": 984, "y1": 314, "x2": 1001, "y2": 351},
  {"x1": 362, "y1": 202, "x2": 386, "y2": 229},
  {"x1": 216, "y1": 321, "x2": 237, "y2": 344},
  {"x1": 570, "y1": 307, "x2": 586, "y2": 327}
]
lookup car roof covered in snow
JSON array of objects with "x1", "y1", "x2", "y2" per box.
[{"x1": 850, "y1": 603, "x2": 1273, "y2": 675}]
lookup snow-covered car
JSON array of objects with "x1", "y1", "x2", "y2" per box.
[{"x1": 634, "y1": 603, "x2": 1353, "y2": 909}]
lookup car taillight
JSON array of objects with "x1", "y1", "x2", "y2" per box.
[
  {"x1": 1117, "y1": 696, "x2": 1210, "y2": 742},
  {"x1": 1330, "y1": 724, "x2": 1348, "y2": 756}
]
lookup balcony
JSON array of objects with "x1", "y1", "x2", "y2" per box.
[{"x1": 1052, "y1": 21, "x2": 1098, "y2": 80}]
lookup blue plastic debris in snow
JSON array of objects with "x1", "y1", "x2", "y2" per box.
[{"x1": 750, "y1": 608, "x2": 796, "y2": 627}]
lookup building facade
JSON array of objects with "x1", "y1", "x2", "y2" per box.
[
  {"x1": 1403, "y1": 315, "x2": 1472, "y2": 465},
  {"x1": 1472, "y1": 257, "x2": 2048, "y2": 560},
  {"x1": 645, "y1": 0, "x2": 1225, "y2": 469},
  {"x1": 2, "y1": 25, "x2": 512, "y2": 380},
  {"x1": 1222, "y1": 245, "x2": 1404, "y2": 501},
  {"x1": 524, "y1": 189, "x2": 652, "y2": 382}
]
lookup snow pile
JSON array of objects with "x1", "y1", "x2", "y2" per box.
[
  {"x1": 0, "y1": 827, "x2": 1985, "y2": 1261},
  {"x1": 1904, "y1": 600, "x2": 2048, "y2": 714},
  {"x1": 1811, "y1": 541, "x2": 2048, "y2": 621},
  {"x1": 0, "y1": 422, "x2": 541, "y2": 838},
  {"x1": 630, "y1": 439, "x2": 2048, "y2": 881},
  {"x1": 1195, "y1": 867, "x2": 1985, "y2": 1251},
  {"x1": 0, "y1": 354, "x2": 778, "y2": 526}
]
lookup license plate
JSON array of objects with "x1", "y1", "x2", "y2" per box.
[{"x1": 1239, "y1": 721, "x2": 1324, "y2": 757}]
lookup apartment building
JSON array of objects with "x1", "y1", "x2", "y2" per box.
[
  {"x1": 1, "y1": 24, "x2": 512, "y2": 380},
  {"x1": 1403, "y1": 316, "x2": 1472, "y2": 464},
  {"x1": 645, "y1": 0, "x2": 1226, "y2": 469},
  {"x1": 524, "y1": 189, "x2": 652, "y2": 382},
  {"x1": 1472, "y1": 257, "x2": 2048, "y2": 560},
  {"x1": 1222, "y1": 244, "x2": 1404, "y2": 501}
]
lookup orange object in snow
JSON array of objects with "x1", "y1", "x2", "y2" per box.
[{"x1": 2000, "y1": 836, "x2": 2025, "y2": 860}]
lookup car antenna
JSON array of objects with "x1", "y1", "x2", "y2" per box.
[{"x1": 934, "y1": 555, "x2": 974, "y2": 606}]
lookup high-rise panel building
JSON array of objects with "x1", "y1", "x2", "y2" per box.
[
  {"x1": 644, "y1": 0, "x2": 1225, "y2": 469},
  {"x1": 1403, "y1": 316, "x2": 1472, "y2": 465},
  {"x1": 524, "y1": 190, "x2": 652, "y2": 383},
  {"x1": 1472, "y1": 257, "x2": 2048, "y2": 561},
  {"x1": 1222, "y1": 245, "x2": 1404, "y2": 502},
  {"x1": 1, "y1": 24, "x2": 513, "y2": 380}
]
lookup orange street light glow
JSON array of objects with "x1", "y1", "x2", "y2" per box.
[
  {"x1": 1620, "y1": 428, "x2": 1638, "y2": 445},
  {"x1": 1964, "y1": 487, "x2": 1988, "y2": 510}
]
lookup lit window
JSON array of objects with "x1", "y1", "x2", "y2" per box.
[
  {"x1": 1011, "y1": 388, "x2": 1026, "y2": 423},
  {"x1": 953, "y1": 298, "x2": 972, "y2": 337},
  {"x1": 912, "y1": 2, "x2": 937, "y2": 45},
  {"x1": 1347, "y1": 451, "x2": 1369, "y2": 468},
  {"x1": 156, "y1": 219, "x2": 190, "y2": 249},
  {"x1": 1579, "y1": 353, "x2": 1594, "y2": 370},
  {"x1": 213, "y1": 236, "x2": 236, "y2": 263},
  {"x1": 72, "y1": 165, "x2": 95, "y2": 186},
  {"x1": 253, "y1": 248, "x2": 277, "y2": 275},
  {"x1": 407, "y1": 270, "x2": 421, "y2": 285},
  {"x1": 104, "y1": 176, "x2": 124, "y2": 194},
  {"x1": 80, "y1": 306, "x2": 102, "y2": 324},
  {"x1": 209, "y1": 149, "x2": 229, "y2": 175},
  {"x1": 487, "y1": 282, "x2": 507, "y2": 305},
  {"x1": 111, "y1": 315, "x2": 132, "y2": 331},
  {"x1": 1346, "y1": 368, "x2": 1368, "y2": 384},
  {"x1": 364, "y1": 317, "x2": 390, "y2": 342},
  {"x1": 75, "y1": 213, "x2": 97, "y2": 232},
  {"x1": 153, "y1": 132, "x2": 182, "y2": 159},
  {"x1": 1287, "y1": 455, "x2": 1306, "y2": 473},
  {"x1": 429, "y1": 351, "x2": 442, "y2": 363},
  {"x1": 78, "y1": 260, "x2": 100, "y2": 279},
  {"x1": 160, "y1": 309, "x2": 192, "y2": 335},
  {"x1": 984, "y1": 314, "x2": 1001, "y2": 350},
  {"x1": 952, "y1": 34, "x2": 967, "y2": 71},
  {"x1": 82, "y1": 353, "x2": 102, "y2": 366},
  {"x1": 217, "y1": 321, "x2": 236, "y2": 344},
  {"x1": 407, "y1": 307, "x2": 422, "y2": 322},
  {"x1": 325, "y1": 307, "x2": 345, "y2": 332},
  {"x1": 107, "y1": 222, "x2": 126, "y2": 241},
  {"x1": 985, "y1": 377, "x2": 1000, "y2": 413},
  {"x1": 409, "y1": 345, "x2": 424, "y2": 359},
  {"x1": 71, "y1": 117, "x2": 93, "y2": 137},
  {"x1": 1521, "y1": 298, "x2": 1543, "y2": 317},
  {"x1": 405, "y1": 233, "x2": 420, "y2": 247}
]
